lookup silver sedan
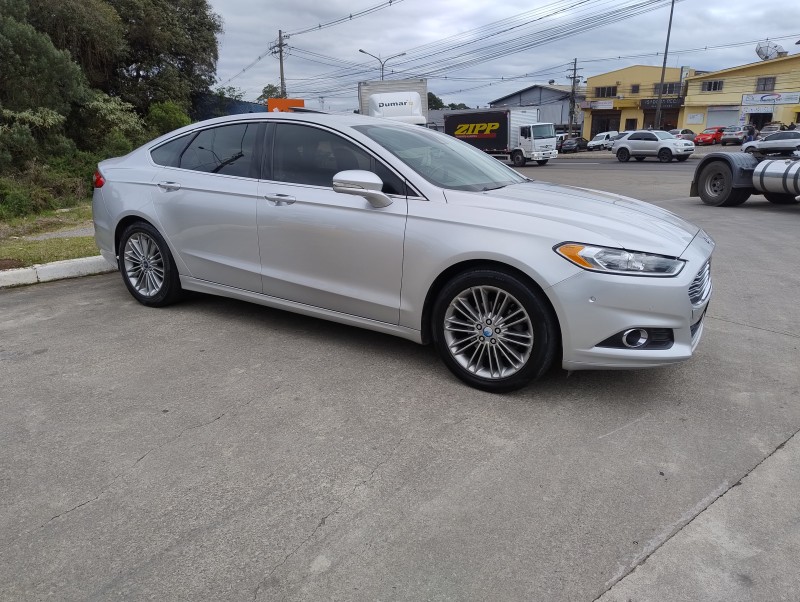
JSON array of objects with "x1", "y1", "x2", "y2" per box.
[{"x1": 92, "y1": 112, "x2": 714, "y2": 392}]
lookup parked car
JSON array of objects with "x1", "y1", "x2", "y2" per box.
[
  {"x1": 693, "y1": 126, "x2": 726, "y2": 146},
  {"x1": 613, "y1": 130, "x2": 695, "y2": 162},
  {"x1": 741, "y1": 130, "x2": 800, "y2": 156},
  {"x1": 556, "y1": 133, "x2": 568, "y2": 151},
  {"x1": 93, "y1": 112, "x2": 714, "y2": 392},
  {"x1": 587, "y1": 131, "x2": 618, "y2": 151},
  {"x1": 720, "y1": 124, "x2": 747, "y2": 145},
  {"x1": 669, "y1": 128, "x2": 695, "y2": 140},
  {"x1": 604, "y1": 131, "x2": 633, "y2": 150},
  {"x1": 756, "y1": 123, "x2": 784, "y2": 139},
  {"x1": 561, "y1": 136, "x2": 588, "y2": 153}
]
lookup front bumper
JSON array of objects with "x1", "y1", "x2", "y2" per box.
[
  {"x1": 549, "y1": 231, "x2": 714, "y2": 370},
  {"x1": 531, "y1": 150, "x2": 559, "y2": 160}
]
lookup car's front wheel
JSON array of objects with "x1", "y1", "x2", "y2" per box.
[
  {"x1": 118, "y1": 221, "x2": 183, "y2": 307},
  {"x1": 432, "y1": 270, "x2": 558, "y2": 393},
  {"x1": 616, "y1": 148, "x2": 630, "y2": 162},
  {"x1": 658, "y1": 148, "x2": 673, "y2": 162}
]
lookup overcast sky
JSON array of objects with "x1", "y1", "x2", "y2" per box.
[{"x1": 209, "y1": 0, "x2": 800, "y2": 111}]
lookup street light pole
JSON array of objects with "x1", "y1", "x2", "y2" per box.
[
  {"x1": 654, "y1": 0, "x2": 676, "y2": 129},
  {"x1": 359, "y1": 49, "x2": 407, "y2": 80}
]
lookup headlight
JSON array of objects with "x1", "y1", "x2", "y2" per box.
[{"x1": 554, "y1": 243, "x2": 685, "y2": 277}]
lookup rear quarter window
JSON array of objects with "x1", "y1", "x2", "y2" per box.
[{"x1": 150, "y1": 134, "x2": 193, "y2": 167}]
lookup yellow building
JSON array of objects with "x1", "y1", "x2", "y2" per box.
[
  {"x1": 682, "y1": 54, "x2": 800, "y2": 130},
  {"x1": 581, "y1": 65, "x2": 692, "y2": 137}
]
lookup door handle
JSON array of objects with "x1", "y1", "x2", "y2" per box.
[
  {"x1": 157, "y1": 181, "x2": 181, "y2": 192},
  {"x1": 265, "y1": 193, "x2": 296, "y2": 206}
]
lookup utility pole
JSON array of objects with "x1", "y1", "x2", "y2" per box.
[
  {"x1": 566, "y1": 58, "x2": 582, "y2": 136},
  {"x1": 654, "y1": 0, "x2": 676, "y2": 129},
  {"x1": 269, "y1": 30, "x2": 288, "y2": 98}
]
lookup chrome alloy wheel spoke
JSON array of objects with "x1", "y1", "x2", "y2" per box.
[
  {"x1": 443, "y1": 285, "x2": 534, "y2": 380},
  {"x1": 124, "y1": 233, "x2": 165, "y2": 297}
]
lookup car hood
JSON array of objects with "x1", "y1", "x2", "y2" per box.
[{"x1": 443, "y1": 180, "x2": 699, "y2": 256}]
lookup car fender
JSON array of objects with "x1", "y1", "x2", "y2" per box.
[{"x1": 689, "y1": 152, "x2": 759, "y2": 196}]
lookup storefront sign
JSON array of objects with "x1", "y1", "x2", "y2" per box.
[
  {"x1": 640, "y1": 98, "x2": 684, "y2": 109},
  {"x1": 742, "y1": 105, "x2": 776, "y2": 114},
  {"x1": 590, "y1": 100, "x2": 614, "y2": 109},
  {"x1": 741, "y1": 92, "x2": 800, "y2": 105}
]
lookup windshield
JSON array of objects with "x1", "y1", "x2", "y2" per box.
[
  {"x1": 591, "y1": 134, "x2": 604, "y2": 142},
  {"x1": 702, "y1": 128, "x2": 717, "y2": 134},
  {"x1": 531, "y1": 124, "x2": 555, "y2": 139},
  {"x1": 353, "y1": 123, "x2": 527, "y2": 192},
  {"x1": 655, "y1": 132, "x2": 675, "y2": 140}
]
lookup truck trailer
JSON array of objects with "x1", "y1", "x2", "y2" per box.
[{"x1": 443, "y1": 109, "x2": 558, "y2": 166}]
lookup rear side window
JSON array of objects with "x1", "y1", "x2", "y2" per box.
[
  {"x1": 179, "y1": 123, "x2": 261, "y2": 177},
  {"x1": 150, "y1": 134, "x2": 193, "y2": 167}
]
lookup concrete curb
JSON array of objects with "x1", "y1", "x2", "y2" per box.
[{"x1": 0, "y1": 256, "x2": 116, "y2": 289}]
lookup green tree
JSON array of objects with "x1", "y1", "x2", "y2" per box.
[
  {"x1": 0, "y1": 2, "x2": 89, "y2": 114},
  {"x1": 428, "y1": 92, "x2": 445, "y2": 110},
  {"x1": 256, "y1": 84, "x2": 285, "y2": 103},
  {"x1": 27, "y1": 0, "x2": 126, "y2": 90},
  {"x1": 106, "y1": 0, "x2": 223, "y2": 112},
  {"x1": 447, "y1": 103, "x2": 470, "y2": 110},
  {"x1": 146, "y1": 101, "x2": 191, "y2": 136}
]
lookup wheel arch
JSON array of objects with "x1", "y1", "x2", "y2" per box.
[
  {"x1": 419, "y1": 259, "x2": 561, "y2": 353},
  {"x1": 690, "y1": 152, "x2": 758, "y2": 197}
]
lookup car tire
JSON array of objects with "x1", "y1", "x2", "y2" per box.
[
  {"x1": 658, "y1": 148, "x2": 673, "y2": 163},
  {"x1": 697, "y1": 160, "x2": 751, "y2": 207},
  {"x1": 763, "y1": 192, "x2": 800, "y2": 205},
  {"x1": 118, "y1": 221, "x2": 183, "y2": 307},
  {"x1": 720, "y1": 141, "x2": 727, "y2": 146},
  {"x1": 537, "y1": 160, "x2": 549, "y2": 166},
  {"x1": 616, "y1": 148, "x2": 630, "y2": 162},
  {"x1": 512, "y1": 151, "x2": 526, "y2": 167},
  {"x1": 431, "y1": 269, "x2": 558, "y2": 393},
  {"x1": 676, "y1": 156, "x2": 689, "y2": 162}
]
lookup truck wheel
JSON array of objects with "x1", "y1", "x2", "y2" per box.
[
  {"x1": 616, "y1": 148, "x2": 630, "y2": 162},
  {"x1": 512, "y1": 152, "x2": 526, "y2": 167},
  {"x1": 697, "y1": 160, "x2": 751, "y2": 207},
  {"x1": 658, "y1": 148, "x2": 673, "y2": 163},
  {"x1": 536, "y1": 160, "x2": 549, "y2": 166},
  {"x1": 763, "y1": 192, "x2": 800, "y2": 205}
]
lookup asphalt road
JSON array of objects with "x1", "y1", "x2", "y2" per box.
[{"x1": 2, "y1": 158, "x2": 799, "y2": 601}]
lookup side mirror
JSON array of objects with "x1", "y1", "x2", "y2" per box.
[{"x1": 332, "y1": 170, "x2": 393, "y2": 208}]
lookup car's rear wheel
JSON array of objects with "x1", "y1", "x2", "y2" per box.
[
  {"x1": 432, "y1": 270, "x2": 558, "y2": 393},
  {"x1": 763, "y1": 192, "x2": 800, "y2": 205},
  {"x1": 616, "y1": 148, "x2": 630, "y2": 162},
  {"x1": 697, "y1": 160, "x2": 751, "y2": 207},
  {"x1": 512, "y1": 151, "x2": 526, "y2": 167},
  {"x1": 118, "y1": 221, "x2": 183, "y2": 307},
  {"x1": 658, "y1": 148, "x2": 673, "y2": 162}
]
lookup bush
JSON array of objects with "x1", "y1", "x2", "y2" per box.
[{"x1": 146, "y1": 101, "x2": 191, "y2": 137}]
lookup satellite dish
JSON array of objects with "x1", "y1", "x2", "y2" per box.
[{"x1": 756, "y1": 40, "x2": 785, "y2": 60}]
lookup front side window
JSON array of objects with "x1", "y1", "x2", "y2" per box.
[
  {"x1": 354, "y1": 123, "x2": 526, "y2": 192},
  {"x1": 179, "y1": 123, "x2": 261, "y2": 177},
  {"x1": 272, "y1": 123, "x2": 373, "y2": 188}
]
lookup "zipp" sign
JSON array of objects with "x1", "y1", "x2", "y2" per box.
[{"x1": 454, "y1": 122, "x2": 500, "y2": 138}]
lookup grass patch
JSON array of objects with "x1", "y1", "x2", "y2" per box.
[
  {"x1": 0, "y1": 236, "x2": 100, "y2": 268},
  {"x1": 0, "y1": 202, "x2": 93, "y2": 240}
]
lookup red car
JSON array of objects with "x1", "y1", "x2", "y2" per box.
[{"x1": 694, "y1": 126, "x2": 726, "y2": 146}]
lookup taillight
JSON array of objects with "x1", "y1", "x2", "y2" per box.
[{"x1": 93, "y1": 170, "x2": 105, "y2": 188}]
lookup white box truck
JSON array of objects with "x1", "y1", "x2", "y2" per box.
[
  {"x1": 358, "y1": 79, "x2": 428, "y2": 126},
  {"x1": 444, "y1": 108, "x2": 558, "y2": 166}
]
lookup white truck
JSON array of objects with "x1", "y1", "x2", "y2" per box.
[
  {"x1": 357, "y1": 79, "x2": 428, "y2": 126},
  {"x1": 443, "y1": 108, "x2": 558, "y2": 166}
]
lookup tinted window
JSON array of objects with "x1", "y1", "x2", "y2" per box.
[
  {"x1": 179, "y1": 123, "x2": 260, "y2": 177},
  {"x1": 273, "y1": 124, "x2": 372, "y2": 188},
  {"x1": 151, "y1": 134, "x2": 193, "y2": 167},
  {"x1": 628, "y1": 133, "x2": 644, "y2": 141}
]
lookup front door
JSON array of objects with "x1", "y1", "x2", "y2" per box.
[{"x1": 257, "y1": 122, "x2": 408, "y2": 324}]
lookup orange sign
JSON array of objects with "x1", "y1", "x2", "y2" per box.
[{"x1": 267, "y1": 98, "x2": 305, "y2": 112}]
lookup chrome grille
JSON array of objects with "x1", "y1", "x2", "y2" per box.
[{"x1": 688, "y1": 261, "x2": 712, "y2": 306}]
